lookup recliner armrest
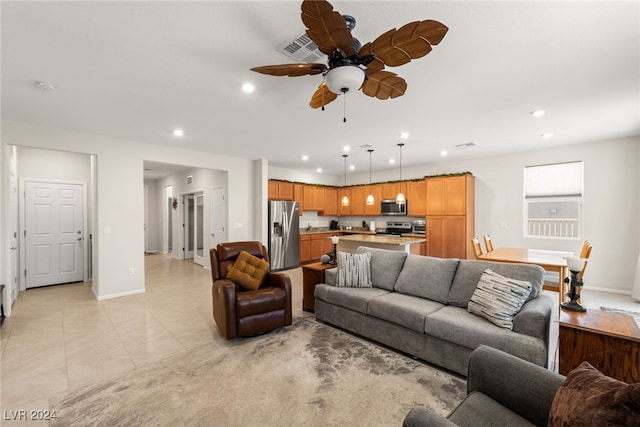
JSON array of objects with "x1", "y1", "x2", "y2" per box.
[
  {"x1": 212, "y1": 279, "x2": 238, "y2": 339},
  {"x1": 265, "y1": 272, "x2": 293, "y2": 326},
  {"x1": 467, "y1": 345, "x2": 565, "y2": 427}
]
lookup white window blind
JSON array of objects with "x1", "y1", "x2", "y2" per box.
[{"x1": 525, "y1": 161, "x2": 583, "y2": 198}]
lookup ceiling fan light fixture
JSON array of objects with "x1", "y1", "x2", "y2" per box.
[{"x1": 324, "y1": 66, "x2": 365, "y2": 95}]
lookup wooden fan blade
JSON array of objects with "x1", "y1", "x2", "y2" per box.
[
  {"x1": 358, "y1": 42, "x2": 385, "y2": 72},
  {"x1": 369, "y1": 20, "x2": 448, "y2": 67},
  {"x1": 309, "y1": 82, "x2": 338, "y2": 109},
  {"x1": 361, "y1": 70, "x2": 407, "y2": 100},
  {"x1": 250, "y1": 63, "x2": 327, "y2": 77},
  {"x1": 301, "y1": 0, "x2": 355, "y2": 57}
]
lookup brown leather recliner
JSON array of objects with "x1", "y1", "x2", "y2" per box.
[{"x1": 210, "y1": 241, "x2": 292, "y2": 339}]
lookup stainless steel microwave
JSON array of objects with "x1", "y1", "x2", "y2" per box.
[{"x1": 381, "y1": 199, "x2": 408, "y2": 216}]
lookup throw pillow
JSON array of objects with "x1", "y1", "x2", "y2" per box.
[
  {"x1": 336, "y1": 251, "x2": 372, "y2": 288},
  {"x1": 548, "y1": 361, "x2": 640, "y2": 426},
  {"x1": 467, "y1": 269, "x2": 532, "y2": 329},
  {"x1": 226, "y1": 250, "x2": 269, "y2": 290}
]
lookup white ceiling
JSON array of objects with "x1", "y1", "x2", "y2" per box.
[{"x1": 2, "y1": 1, "x2": 639, "y2": 177}]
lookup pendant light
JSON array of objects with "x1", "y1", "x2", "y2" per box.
[
  {"x1": 341, "y1": 154, "x2": 349, "y2": 206},
  {"x1": 395, "y1": 143, "x2": 406, "y2": 205},
  {"x1": 366, "y1": 149, "x2": 375, "y2": 205}
]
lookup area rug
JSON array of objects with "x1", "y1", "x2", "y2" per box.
[
  {"x1": 601, "y1": 307, "x2": 640, "y2": 327},
  {"x1": 50, "y1": 318, "x2": 465, "y2": 426}
]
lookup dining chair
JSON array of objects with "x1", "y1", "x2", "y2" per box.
[
  {"x1": 472, "y1": 238, "x2": 483, "y2": 259},
  {"x1": 578, "y1": 240, "x2": 593, "y2": 280},
  {"x1": 483, "y1": 235, "x2": 494, "y2": 253}
]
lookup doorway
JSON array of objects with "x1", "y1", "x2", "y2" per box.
[
  {"x1": 183, "y1": 192, "x2": 204, "y2": 265},
  {"x1": 22, "y1": 179, "x2": 87, "y2": 288}
]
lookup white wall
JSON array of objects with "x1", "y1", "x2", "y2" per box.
[
  {"x1": 270, "y1": 136, "x2": 640, "y2": 295},
  {"x1": 144, "y1": 179, "x2": 159, "y2": 253},
  {"x1": 2, "y1": 120, "x2": 262, "y2": 300}
]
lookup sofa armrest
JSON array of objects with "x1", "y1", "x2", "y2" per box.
[
  {"x1": 265, "y1": 272, "x2": 293, "y2": 325},
  {"x1": 467, "y1": 345, "x2": 565, "y2": 427},
  {"x1": 513, "y1": 293, "x2": 554, "y2": 344},
  {"x1": 324, "y1": 267, "x2": 338, "y2": 285},
  {"x1": 212, "y1": 279, "x2": 238, "y2": 339},
  {"x1": 403, "y1": 407, "x2": 458, "y2": 427}
]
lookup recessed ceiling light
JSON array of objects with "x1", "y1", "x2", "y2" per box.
[
  {"x1": 541, "y1": 133, "x2": 553, "y2": 138},
  {"x1": 301, "y1": 155, "x2": 309, "y2": 161},
  {"x1": 389, "y1": 159, "x2": 396, "y2": 164},
  {"x1": 35, "y1": 80, "x2": 56, "y2": 91},
  {"x1": 400, "y1": 132, "x2": 410, "y2": 139},
  {"x1": 349, "y1": 165, "x2": 355, "y2": 170},
  {"x1": 531, "y1": 110, "x2": 546, "y2": 117},
  {"x1": 440, "y1": 150, "x2": 448, "y2": 156},
  {"x1": 316, "y1": 167, "x2": 322, "y2": 173},
  {"x1": 343, "y1": 146, "x2": 351, "y2": 152},
  {"x1": 242, "y1": 83, "x2": 255, "y2": 93},
  {"x1": 173, "y1": 129, "x2": 184, "y2": 137}
]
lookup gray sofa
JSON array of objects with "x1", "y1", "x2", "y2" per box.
[
  {"x1": 314, "y1": 246, "x2": 554, "y2": 376},
  {"x1": 403, "y1": 345, "x2": 565, "y2": 427}
]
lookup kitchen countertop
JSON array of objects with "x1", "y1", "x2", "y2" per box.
[
  {"x1": 299, "y1": 228, "x2": 376, "y2": 235},
  {"x1": 337, "y1": 234, "x2": 425, "y2": 245}
]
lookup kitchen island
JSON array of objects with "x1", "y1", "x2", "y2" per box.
[{"x1": 337, "y1": 234, "x2": 426, "y2": 254}]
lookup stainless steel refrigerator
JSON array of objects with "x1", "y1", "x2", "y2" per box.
[{"x1": 268, "y1": 200, "x2": 300, "y2": 271}]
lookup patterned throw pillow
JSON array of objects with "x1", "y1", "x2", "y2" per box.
[
  {"x1": 226, "y1": 250, "x2": 269, "y2": 290},
  {"x1": 467, "y1": 269, "x2": 532, "y2": 330},
  {"x1": 336, "y1": 251, "x2": 372, "y2": 288}
]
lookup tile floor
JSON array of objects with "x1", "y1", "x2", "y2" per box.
[{"x1": 1, "y1": 254, "x2": 638, "y2": 425}]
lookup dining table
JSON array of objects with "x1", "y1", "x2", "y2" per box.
[{"x1": 477, "y1": 247, "x2": 572, "y2": 303}]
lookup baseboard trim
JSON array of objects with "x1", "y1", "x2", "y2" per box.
[
  {"x1": 583, "y1": 285, "x2": 631, "y2": 296},
  {"x1": 93, "y1": 288, "x2": 146, "y2": 301}
]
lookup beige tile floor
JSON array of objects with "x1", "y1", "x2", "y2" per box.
[{"x1": 0, "y1": 253, "x2": 637, "y2": 425}]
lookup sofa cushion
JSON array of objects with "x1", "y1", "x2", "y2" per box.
[
  {"x1": 448, "y1": 391, "x2": 536, "y2": 427},
  {"x1": 448, "y1": 260, "x2": 544, "y2": 308},
  {"x1": 226, "y1": 250, "x2": 269, "y2": 290},
  {"x1": 336, "y1": 251, "x2": 372, "y2": 287},
  {"x1": 467, "y1": 269, "x2": 532, "y2": 330},
  {"x1": 356, "y1": 246, "x2": 407, "y2": 291},
  {"x1": 424, "y1": 306, "x2": 543, "y2": 360},
  {"x1": 367, "y1": 293, "x2": 445, "y2": 333},
  {"x1": 394, "y1": 255, "x2": 459, "y2": 303},
  {"x1": 314, "y1": 284, "x2": 389, "y2": 314},
  {"x1": 548, "y1": 361, "x2": 640, "y2": 427}
]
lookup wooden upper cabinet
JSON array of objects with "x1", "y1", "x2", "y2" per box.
[
  {"x1": 364, "y1": 184, "x2": 382, "y2": 216},
  {"x1": 268, "y1": 180, "x2": 293, "y2": 201},
  {"x1": 338, "y1": 187, "x2": 351, "y2": 216},
  {"x1": 293, "y1": 183, "x2": 304, "y2": 216},
  {"x1": 444, "y1": 176, "x2": 467, "y2": 215},
  {"x1": 381, "y1": 182, "x2": 406, "y2": 200},
  {"x1": 426, "y1": 178, "x2": 445, "y2": 215},
  {"x1": 322, "y1": 187, "x2": 338, "y2": 216},
  {"x1": 406, "y1": 180, "x2": 427, "y2": 216},
  {"x1": 303, "y1": 185, "x2": 325, "y2": 211},
  {"x1": 349, "y1": 186, "x2": 367, "y2": 216}
]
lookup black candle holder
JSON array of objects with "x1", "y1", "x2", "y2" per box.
[
  {"x1": 328, "y1": 243, "x2": 337, "y2": 265},
  {"x1": 561, "y1": 269, "x2": 586, "y2": 312}
]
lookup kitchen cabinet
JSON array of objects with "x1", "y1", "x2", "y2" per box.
[
  {"x1": 310, "y1": 232, "x2": 335, "y2": 261},
  {"x1": 364, "y1": 185, "x2": 382, "y2": 216},
  {"x1": 338, "y1": 187, "x2": 351, "y2": 216},
  {"x1": 303, "y1": 185, "x2": 325, "y2": 211},
  {"x1": 349, "y1": 186, "x2": 367, "y2": 216},
  {"x1": 381, "y1": 182, "x2": 406, "y2": 200},
  {"x1": 406, "y1": 180, "x2": 427, "y2": 216},
  {"x1": 268, "y1": 180, "x2": 293, "y2": 200},
  {"x1": 300, "y1": 234, "x2": 311, "y2": 264},
  {"x1": 425, "y1": 175, "x2": 475, "y2": 259},
  {"x1": 293, "y1": 183, "x2": 304, "y2": 216},
  {"x1": 321, "y1": 187, "x2": 338, "y2": 216}
]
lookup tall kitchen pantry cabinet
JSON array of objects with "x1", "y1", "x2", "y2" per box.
[{"x1": 426, "y1": 175, "x2": 475, "y2": 259}]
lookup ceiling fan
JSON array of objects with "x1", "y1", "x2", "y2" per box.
[{"x1": 251, "y1": 0, "x2": 448, "y2": 110}]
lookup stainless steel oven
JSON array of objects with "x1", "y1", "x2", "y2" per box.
[{"x1": 381, "y1": 199, "x2": 407, "y2": 216}]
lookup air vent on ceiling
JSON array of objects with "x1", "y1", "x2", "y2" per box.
[
  {"x1": 277, "y1": 32, "x2": 327, "y2": 64},
  {"x1": 351, "y1": 144, "x2": 374, "y2": 151},
  {"x1": 455, "y1": 142, "x2": 477, "y2": 149},
  {"x1": 186, "y1": 175, "x2": 193, "y2": 185}
]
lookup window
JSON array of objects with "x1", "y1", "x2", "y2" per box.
[{"x1": 524, "y1": 161, "x2": 583, "y2": 239}]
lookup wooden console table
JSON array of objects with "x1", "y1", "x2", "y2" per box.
[
  {"x1": 559, "y1": 309, "x2": 640, "y2": 383},
  {"x1": 302, "y1": 262, "x2": 335, "y2": 312}
]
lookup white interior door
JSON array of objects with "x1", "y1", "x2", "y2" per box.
[
  {"x1": 194, "y1": 193, "x2": 204, "y2": 265},
  {"x1": 25, "y1": 181, "x2": 84, "y2": 288},
  {"x1": 211, "y1": 187, "x2": 226, "y2": 251},
  {"x1": 183, "y1": 194, "x2": 194, "y2": 259}
]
